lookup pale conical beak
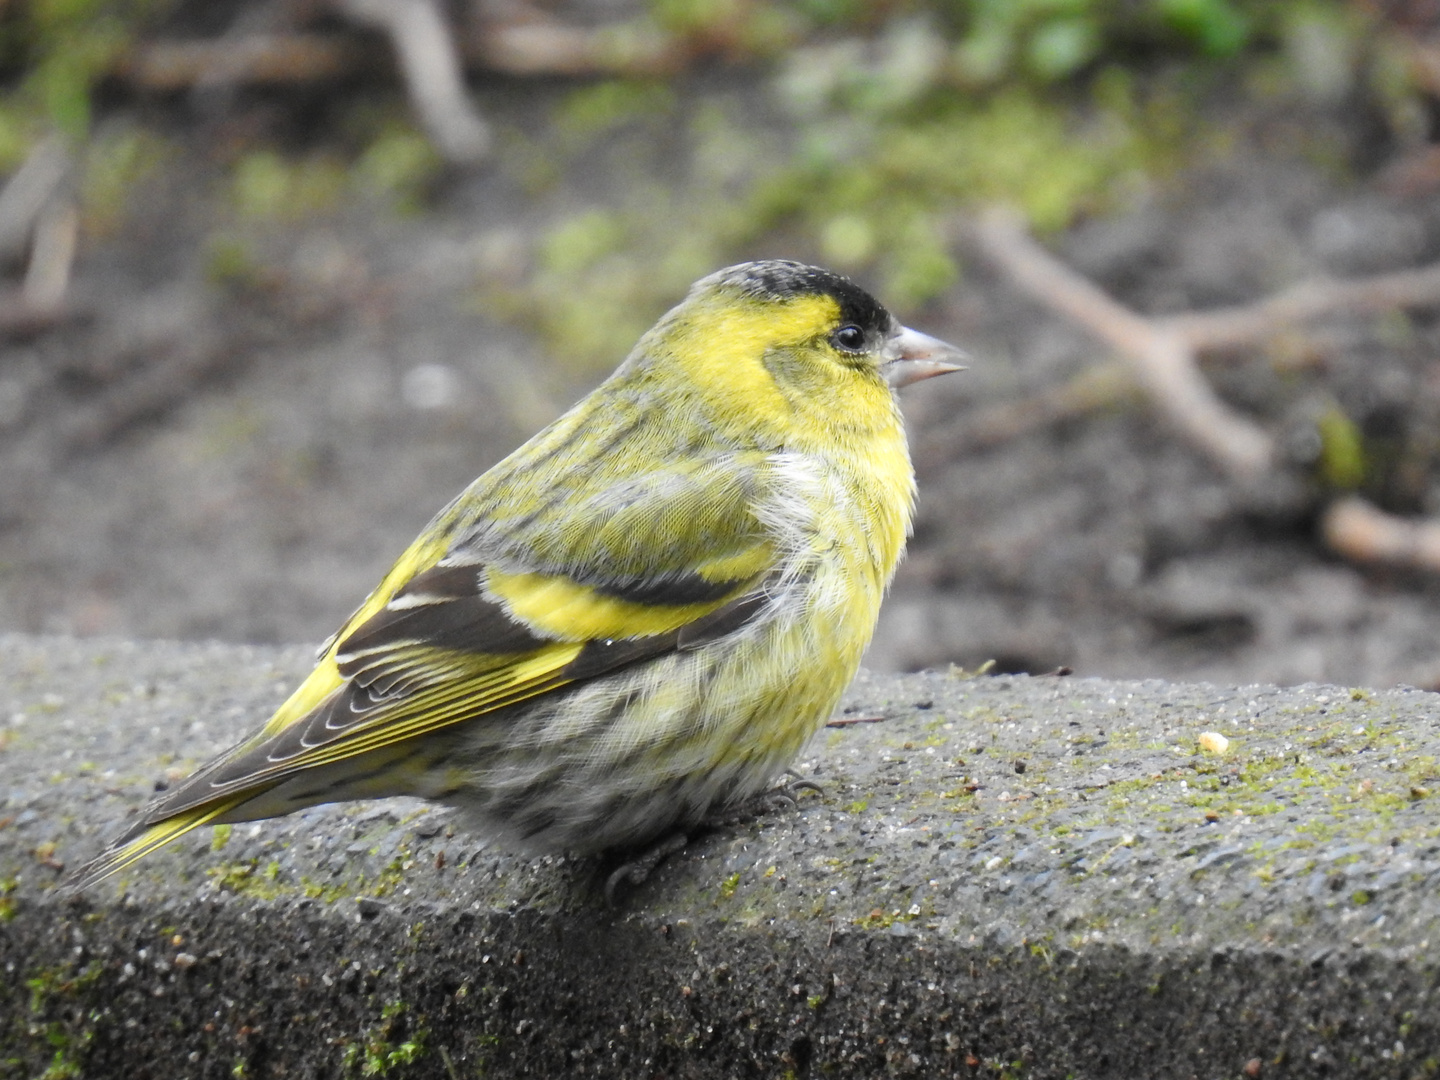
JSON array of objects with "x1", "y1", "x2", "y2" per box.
[{"x1": 882, "y1": 325, "x2": 967, "y2": 388}]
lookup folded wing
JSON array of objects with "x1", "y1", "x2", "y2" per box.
[{"x1": 67, "y1": 454, "x2": 782, "y2": 889}]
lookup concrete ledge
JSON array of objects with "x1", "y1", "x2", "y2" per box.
[{"x1": 4, "y1": 633, "x2": 1440, "y2": 1078}]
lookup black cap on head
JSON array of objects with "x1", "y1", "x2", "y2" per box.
[{"x1": 701, "y1": 260, "x2": 893, "y2": 337}]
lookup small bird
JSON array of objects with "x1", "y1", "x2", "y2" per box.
[{"x1": 68, "y1": 259, "x2": 963, "y2": 892}]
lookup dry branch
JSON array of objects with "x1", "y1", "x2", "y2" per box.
[
  {"x1": 339, "y1": 0, "x2": 491, "y2": 164},
  {"x1": 0, "y1": 141, "x2": 79, "y2": 333},
  {"x1": 825, "y1": 715, "x2": 887, "y2": 727},
  {"x1": 1164, "y1": 261, "x2": 1440, "y2": 350},
  {"x1": 0, "y1": 137, "x2": 70, "y2": 261},
  {"x1": 975, "y1": 205, "x2": 1440, "y2": 482},
  {"x1": 117, "y1": 18, "x2": 692, "y2": 92},
  {"x1": 122, "y1": 11, "x2": 495, "y2": 163},
  {"x1": 974, "y1": 208, "x2": 1274, "y2": 480},
  {"x1": 973, "y1": 205, "x2": 1440, "y2": 579},
  {"x1": 1321, "y1": 495, "x2": 1440, "y2": 573},
  {"x1": 115, "y1": 34, "x2": 368, "y2": 90},
  {"x1": 0, "y1": 289, "x2": 78, "y2": 335},
  {"x1": 23, "y1": 199, "x2": 78, "y2": 313},
  {"x1": 468, "y1": 20, "x2": 689, "y2": 77}
]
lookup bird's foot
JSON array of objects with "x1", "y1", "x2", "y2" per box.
[
  {"x1": 604, "y1": 831, "x2": 689, "y2": 905},
  {"x1": 601, "y1": 774, "x2": 823, "y2": 904},
  {"x1": 705, "y1": 770, "x2": 825, "y2": 828}
]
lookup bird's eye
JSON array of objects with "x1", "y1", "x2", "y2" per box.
[{"x1": 832, "y1": 324, "x2": 865, "y2": 352}]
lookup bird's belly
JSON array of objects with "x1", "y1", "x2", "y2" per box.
[{"x1": 431, "y1": 561, "x2": 881, "y2": 854}]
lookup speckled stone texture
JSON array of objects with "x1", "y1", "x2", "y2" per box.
[{"x1": 3, "y1": 633, "x2": 1439, "y2": 1078}]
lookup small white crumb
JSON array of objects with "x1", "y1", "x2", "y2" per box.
[{"x1": 1198, "y1": 731, "x2": 1229, "y2": 754}]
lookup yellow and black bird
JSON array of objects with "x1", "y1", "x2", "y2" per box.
[{"x1": 68, "y1": 259, "x2": 963, "y2": 891}]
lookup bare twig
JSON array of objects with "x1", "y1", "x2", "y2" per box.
[
  {"x1": 0, "y1": 137, "x2": 71, "y2": 260},
  {"x1": 974, "y1": 207, "x2": 1274, "y2": 480},
  {"x1": 0, "y1": 144, "x2": 80, "y2": 332},
  {"x1": 825, "y1": 715, "x2": 887, "y2": 727},
  {"x1": 118, "y1": 12, "x2": 697, "y2": 90},
  {"x1": 973, "y1": 205, "x2": 1440, "y2": 577},
  {"x1": 973, "y1": 204, "x2": 1440, "y2": 482},
  {"x1": 23, "y1": 199, "x2": 78, "y2": 313},
  {"x1": 117, "y1": 35, "x2": 371, "y2": 89},
  {"x1": 470, "y1": 19, "x2": 688, "y2": 77},
  {"x1": 0, "y1": 288, "x2": 78, "y2": 334},
  {"x1": 1164, "y1": 261, "x2": 1440, "y2": 350},
  {"x1": 339, "y1": 0, "x2": 491, "y2": 164},
  {"x1": 1321, "y1": 495, "x2": 1440, "y2": 573}
]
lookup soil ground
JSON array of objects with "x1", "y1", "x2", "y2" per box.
[{"x1": 4, "y1": 75, "x2": 1440, "y2": 691}]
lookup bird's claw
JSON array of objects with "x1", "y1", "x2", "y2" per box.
[{"x1": 604, "y1": 831, "x2": 689, "y2": 905}]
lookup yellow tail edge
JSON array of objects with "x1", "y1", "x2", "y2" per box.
[{"x1": 64, "y1": 797, "x2": 250, "y2": 893}]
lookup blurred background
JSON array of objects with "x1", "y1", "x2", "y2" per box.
[{"x1": 3, "y1": 0, "x2": 1440, "y2": 688}]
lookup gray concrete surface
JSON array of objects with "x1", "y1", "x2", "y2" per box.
[{"x1": 3, "y1": 632, "x2": 1440, "y2": 1078}]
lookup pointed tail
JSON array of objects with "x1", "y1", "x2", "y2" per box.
[{"x1": 62, "y1": 795, "x2": 251, "y2": 893}]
